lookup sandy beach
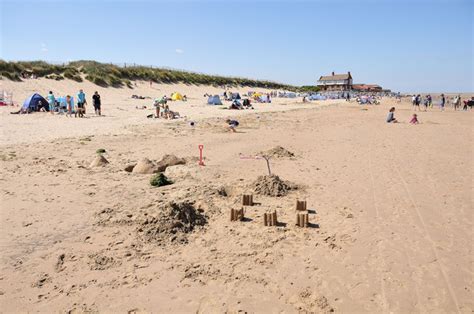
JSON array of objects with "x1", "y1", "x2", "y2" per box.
[{"x1": 0, "y1": 79, "x2": 472, "y2": 312}]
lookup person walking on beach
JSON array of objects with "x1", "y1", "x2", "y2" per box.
[
  {"x1": 427, "y1": 94, "x2": 432, "y2": 108},
  {"x1": 453, "y1": 94, "x2": 461, "y2": 111},
  {"x1": 440, "y1": 94, "x2": 446, "y2": 111},
  {"x1": 423, "y1": 95, "x2": 429, "y2": 111},
  {"x1": 414, "y1": 94, "x2": 421, "y2": 111},
  {"x1": 92, "y1": 91, "x2": 101, "y2": 116},
  {"x1": 47, "y1": 91, "x2": 55, "y2": 114},
  {"x1": 66, "y1": 95, "x2": 73, "y2": 117},
  {"x1": 412, "y1": 95, "x2": 416, "y2": 107},
  {"x1": 77, "y1": 89, "x2": 87, "y2": 116}
]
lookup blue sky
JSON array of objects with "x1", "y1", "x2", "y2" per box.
[{"x1": 1, "y1": 0, "x2": 472, "y2": 92}]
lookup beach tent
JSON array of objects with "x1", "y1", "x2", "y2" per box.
[
  {"x1": 231, "y1": 93, "x2": 241, "y2": 100},
  {"x1": 207, "y1": 95, "x2": 222, "y2": 105},
  {"x1": 309, "y1": 94, "x2": 326, "y2": 100},
  {"x1": 171, "y1": 92, "x2": 183, "y2": 101},
  {"x1": 22, "y1": 93, "x2": 49, "y2": 112}
]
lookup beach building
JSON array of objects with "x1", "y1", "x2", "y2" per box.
[
  {"x1": 317, "y1": 71, "x2": 353, "y2": 91},
  {"x1": 352, "y1": 84, "x2": 383, "y2": 92}
]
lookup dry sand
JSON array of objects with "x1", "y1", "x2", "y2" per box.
[{"x1": 0, "y1": 79, "x2": 472, "y2": 313}]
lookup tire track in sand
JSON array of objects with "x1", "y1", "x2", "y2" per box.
[
  {"x1": 367, "y1": 131, "x2": 389, "y2": 312},
  {"x1": 387, "y1": 142, "x2": 461, "y2": 313}
]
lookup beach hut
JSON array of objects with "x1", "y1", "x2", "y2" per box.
[
  {"x1": 171, "y1": 92, "x2": 183, "y2": 101},
  {"x1": 207, "y1": 95, "x2": 222, "y2": 105},
  {"x1": 22, "y1": 93, "x2": 49, "y2": 112}
]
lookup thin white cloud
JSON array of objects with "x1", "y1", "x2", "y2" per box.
[
  {"x1": 40, "y1": 43, "x2": 48, "y2": 53},
  {"x1": 175, "y1": 48, "x2": 184, "y2": 54}
]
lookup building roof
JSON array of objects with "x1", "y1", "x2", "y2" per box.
[
  {"x1": 353, "y1": 84, "x2": 382, "y2": 90},
  {"x1": 318, "y1": 73, "x2": 351, "y2": 81}
]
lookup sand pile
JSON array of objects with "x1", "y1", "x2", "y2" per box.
[
  {"x1": 259, "y1": 146, "x2": 295, "y2": 158},
  {"x1": 156, "y1": 154, "x2": 186, "y2": 171},
  {"x1": 136, "y1": 201, "x2": 207, "y2": 245},
  {"x1": 89, "y1": 155, "x2": 109, "y2": 167},
  {"x1": 132, "y1": 158, "x2": 157, "y2": 174},
  {"x1": 126, "y1": 155, "x2": 186, "y2": 173},
  {"x1": 253, "y1": 175, "x2": 296, "y2": 197}
]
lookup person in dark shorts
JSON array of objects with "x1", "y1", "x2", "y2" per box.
[
  {"x1": 76, "y1": 89, "x2": 86, "y2": 117},
  {"x1": 92, "y1": 91, "x2": 101, "y2": 115}
]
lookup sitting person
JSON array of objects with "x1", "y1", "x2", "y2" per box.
[
  {"x1": 409, "y1": 113, "x2": 419, "y2": 124},
  {"x1": 242, "y1": 98, "x2": 254, "y2": 109},
  {"x1": 386, "y1": 107, "x2": 398, "y2": 123},
  {"x1": 226, "y1": 119, "x2": 239, "y2": 132},
  {"x1": 229, "y1": 99, "x2": 242, "y2": 110}
]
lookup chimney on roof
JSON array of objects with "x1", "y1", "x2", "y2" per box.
[
  {"x1": 332, "y1": 71, "x2": 335, "y2": 76},
  {"x1": 348, "y1": 71, "x2": 351, "y2": 75}
]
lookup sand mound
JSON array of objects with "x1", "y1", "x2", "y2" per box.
[
  {"x1": 136, "y1": 201, "x2": 207, "y2": 245},
  {"x1": 132, "y1": 158, "x2": 157, "y2": 174},
  {"x1": 156, "y1": 154, "x2": 186, "y2": 172},
  {"x1": 253, "y1": 175, "x2": 296, "y2": 197},
  {"x1": 89, "y1": 155, "x2": 109, "y2": 167},
  {"x1": 260, "y1": 146, "x2": 295, "y2": 158}
]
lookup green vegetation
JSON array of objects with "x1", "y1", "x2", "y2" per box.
[
  {"x1": 150, "y1": 173, "x2": 173, "y2": 187},
  {"x1": 298, "y1": 85, "x2": 322, "y2": 93},
  {"x1": 0, "y1": 60, "x2": 303, "y2": 90}
]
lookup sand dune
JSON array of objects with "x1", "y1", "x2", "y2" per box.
[{"x1": 0, "y1": 79, "x2": 472, "y2": 312}]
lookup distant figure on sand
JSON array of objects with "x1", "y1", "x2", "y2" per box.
[
  {"x1": 453, "y1": 95, "x2": 461, "y2": 111},
  {"x1": 66, "y1": 95, "x2": 73, "y2": 117},
  {"x1": 92, "y1": 91, "x2": 101, "y2": 115},
  {"x1": 226, "y1": 119, "x2": 239, "y2": 132},
  {"x1": 47, "y1": 91, "x2": 55, "y2": 114},
  {"x1": 409, "y1": 113, "x2": 419, "y2": 124},
  {"x1": 414, "y1": 94, "x2": 421, "y2": 111},
  {"x1": 77, "y1": 89, "x2": 87, "y2": 116},
  {"x1": 440, "y1": 94, "x2": 445, "y2": 111},
  {"x1": 386, "y1": 107, "x2": 398, "y2": 123}
]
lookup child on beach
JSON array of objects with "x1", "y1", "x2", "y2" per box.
[
  {"x1": 386, "y1": 107, "x2": 397, "y2": 123},
  {"x1": 66, "y1": 95, "x2": 73, "y2": 117},
  {"x1": 47, "y1": 91, "x2": 55, "y2": 114},
  {"x1": 409, "y1": 113, "x2": 419, "y2": 124},
  {"x1": 226, "y1": 119, "x2": 239, "y2": 132}
]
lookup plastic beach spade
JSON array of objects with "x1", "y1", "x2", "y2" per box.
[{"x1": 198, "y1": 145, "x2": 205, "y2": 166}]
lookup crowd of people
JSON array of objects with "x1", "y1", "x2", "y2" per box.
[
  {"x1": 387, "y1": 94, "x2": 472, "y2": 124},
  {"x1": 151, "y1": 95, "x2": 181, "y2": 119},
  {"x1": 45, "y1": 89, "x2": 102, "y2": 117},
  {"x1": 411, "y1": 94, "x2": 472, "y2": 111}
]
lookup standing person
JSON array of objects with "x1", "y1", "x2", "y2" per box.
[
  {"x1": 440, "y1": 93, "x2": 445, "y2": 111},
  {"x1": 153, "y1": 99, "x2": 160, "y2": 118},
  {"x1": 77, "y1": 89, "x2": 87, "y2": 115},
  {"x1": 414, "y1": 94, "x2": 421, "y2": 111},
  {"x1": 423, "y1": 95, "x2": 429, "y2": 111},
  {"x1": 47, "y1": 91, "x2": 55, "y2": 114},
  {"x1": 346, "y1": 92, "x2": 350, "y2": 101},
  {"x1": 92, "y1": 91, "x2": 101, "y2": 115},
  {"x1": 453, "y1": 94, "x2": 461, "y2": 111},
  {"x1": 66, "y1": 95, "x2": 73, "y2": 117},
  {"x1": 427, "y1": 94, "x2": 432, "y2": 108},
  {"x1": 412, "y1": 95, "x2": 416, "y2": 107}
]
